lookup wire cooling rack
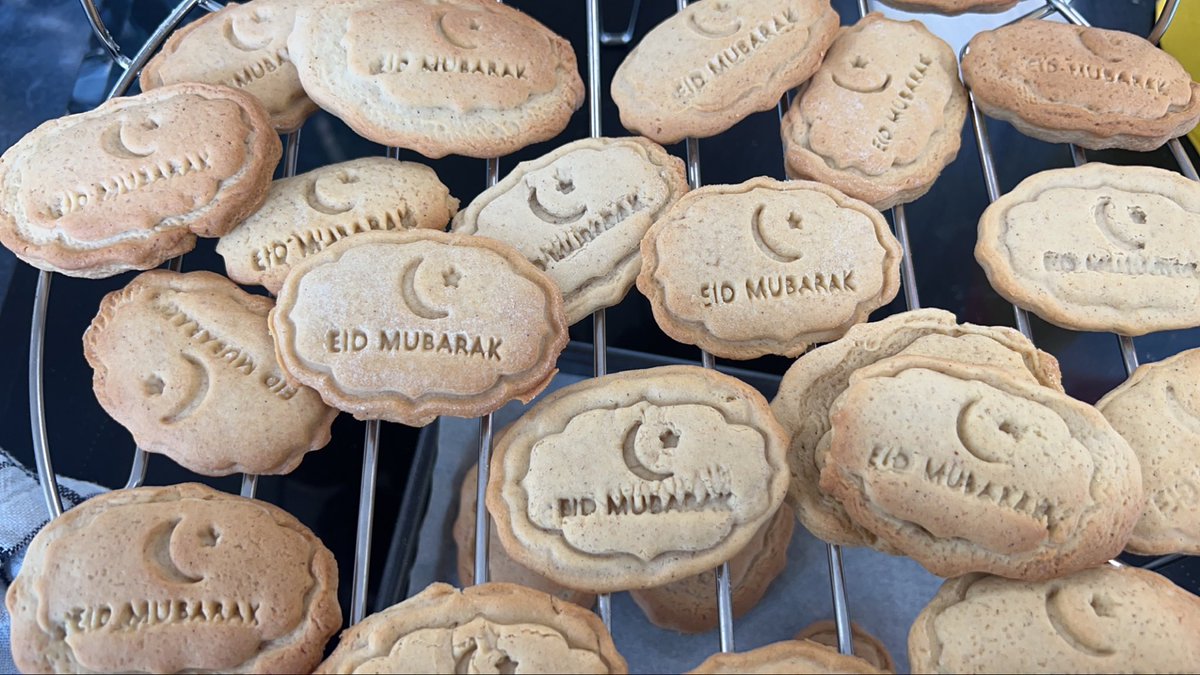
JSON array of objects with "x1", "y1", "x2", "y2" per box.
[{"x1": 23, "y1": 0, "x2": 1194, "y2": 668}]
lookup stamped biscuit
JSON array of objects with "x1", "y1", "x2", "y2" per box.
[
  {"x1": 638, "y1": 177, "x2": 901, "y2": 360},
  {"x1": 0, "y1": 83, "x2": 279, "y2": 278},
  {"x1": 218, "y1": 157, "x2": 458, "y2": 294},
  {"x1": 781, "y1": 14, "x2": 967, "y2": 211},
  {"x1": 772, "y1": 309, "x2": 1064, "y2": 550},
  {"x1": 83, "y1": 270, "x2": 337, "y2": 476},
  {"x1": 962, "y1": 21, "x2": 1200, "y2": 151},
  {"x1": 487, "y1": 365, "x2": 789, "y2": 592},
  {"x1": 451, "y1": 137, "x2": 688, "y2": 325},
  {"x1": 5, "y1": 483, "x2": 341, "y2": 674},
  {"x1": 629, "y1": 503, "x2": 794, "y2": 634},
  {"x1": 611, "y1": 0, "x2": 839, "y2": 144},
  {"x1": 1097, "y1": 347, "x2": 1200, "y2": 555},
  {"x1": 288, "y1": 0, "x2": 584, "y2": 158},
  {"x1": 909, "y1": 566, "x2": 1200, "y2": 673},
  {"x1": 141, "y1": 0, "x2": 315, "y2": 132},
  {"x1": 876, "y1": 0, "x2": 1017, "y2": 14},
  {"x1": 822, "y1": 354, "x2": 1143, "y2": 580},
  {"x1": 976, "y1": 163, "x2": 1200, "y2": 335},
  {"x1": 795, "y1": 621, "x2": 895, "y2": 673},
  {"x1": 453, "y1": 464, "x2": 596, "y2": 608},
  {"x1": 315, "y1": 582, "x2": 627, "y2": 674},
  {"x1": 688, "y1": 639, "x2": 885, "y2": 674},
  {"x1": 270, "y1": 230, "x2": 567, "y2": 426}
]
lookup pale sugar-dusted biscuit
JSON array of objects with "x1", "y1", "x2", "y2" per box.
[
  {"x1": 909, "y1": 567, "x2": 1200, "y2": 673},
  {"x1": 141, "y1": 0, "x2": 316, "y2": 132},
  {"x1": 688, "y1": 639, "x2": 885, "y2": 674},
  {"x1": 611, "y1": 0, "x2": 839, "y2": 144},
  {"x1": 976, "y1": 163, "x2": 1200, "y2": 335},
  {"x1": 781, "y1": 14, "x2": 967, "y2": 210},
  {"x1": 453, "y1": 464, "x2": 596, "y2": 608},
  {"x1": 795, "y1": 621, "x2": 895, "y2": 673},
  {"x1": 876, "y1": 0, "x2": 1017, "y2": 14},
  {"x1": 218, "y1": 157, "x2": 458, "y2": 294},
  {"x1": 1097, "y1": 347, "x2": 1200, "y2": 555},
  {"x1": 772, "y1": 309, "x2": 1064, "y2": 550},
  {"x1": 637, "y1": 177, "x2": 902, "y2": 360},
  {"x1": 315, "y1": 582, "x2": 626, "y2": 674},
  {"x1": 629, "y1": 503, "x2": 794, "y2": 634},
  {"x1": 270, "y1": 230, "x2": 568, "y2": 427},
  {"x1": 486, "y1": 365, "x2": 789, "y2": 593},
  {"x1": 962, "y1": 21, "x2": 1200, "y2": 151},
  {"x1": 288, "y1": 0, "x2": 584, "y2": 158},
  {"x1": 5, "y1": 483, "x2": 341, "y2": 674},
  {"x1": 452, "y1": 137, "x2": 687, "y2": 325},
  {"x1": 0, "y1": 83, "x2": 280, "y2": 278},
  {"x1": 822, "y1": 354, "x2": 1143, "y2": 580},
  {"x1": 83, "y1": 270, "x2": 337, "y2": 476}
]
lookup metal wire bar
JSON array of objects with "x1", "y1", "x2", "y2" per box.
[
  {"x1": 351, "y1": 420, "x2": 381, "y2": 623},
  {"x1": 826, "y1": 544, "x2": 854, "y2": 655},
  {"x1": 600, "y1": 0, "x2": 641, "y2": 46},
  {"x1": 108, "y1": 0, "x2": 203, "y2": 100},
  {"x1": 1149, "y1": 0, "x2": 1181, "y2": 45},
  {"x1": 77, "y1": 0, "x2": 131, "y2": 68},
  {"x1": 239, "y1": 473, "x2": 258, "y2": 498},
  {"x1": 1144, "y1": 553, "x2": 1185, "y2": 571},
  {"x1": 29, "y1": 272, "x2": 61, "y2": 518},
  {"x1": 1047, "y1": 0, "x2": 1090, "y2": 26},
  {"x1": 198, "y1": 0, "x2": 225, "y2": 11},
  {"x1": 1169, "y1": 139, "x2": 1200, "y2": 181},
  {"x1": 893, "y1": 206, "x2": 921, "y2": 310}
]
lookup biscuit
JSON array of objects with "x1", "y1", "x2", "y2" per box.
[
  {"x1": 140, "y1": 0, "x2": 316, "y2": 132},
  {"x1": 270, "y1": 230, "x2": 567, "y2": 427},
  {"x1": 876, "y1": 0, "x2": 1017, "y2": 14},
  {"x1": 487, "y1": 365, "x2": 789, "y2": 592},
  {"x1": 688, "y1": 639, "x2": 885, "y2": 674},
  {"x1": 83, "y1": 270, "x2": 337, "y2": 476},
  {"x1": 772, "y1": 309, "x2": 1064, "y2": 550},
  {"x1": 638, "y1": 177, "x2": 902, "y2": 360},
  {"x1": 315, "y1": 582, "x2": 627, "y2": 674},
  {"x1": 976, "y1": 163, "x2": 1200, "y2": 336},
  {"x1": 628, "y1": 503, "x2": 794, "y2": 634},
  {"x1": 611, "y1": 0, "x2": 839, "y2": 144},
  {"x1": 795, "y1": 621, "x2": 895, "y2": 673},
  {"x1": 821, "y1": 354, "x2": 1143, "y2": 580},
  {"x1": 781, "y1": 14, "x2": 967, "y2": 211},
  {"x1": 451, "y1": 137, "x2": 688, "y2": 325},
  {"x1": 909, "y1": 566, "x2": 1200, "y2": 673},
  {"x1": 0, "y1": 83, "x2": 280, "y2": 278},
  {"x1": 453, "y1": 464, "x2": 596, "y2": 608},
  {"x1": 5, "y1": 483, "x2": 341, "y2": 674},
  {"x1": 288, "y1": 0, "x2": 584, "y2": 158},
  {"x1": 1097, "y1": 347, "x2": 1200, "y2": 555},
  {"x1": 962, "y1": 21, "x2": 1200, "y2": 151},
  {"x1": 218, "y1": 157, "x2": 459, "y2": 294}
]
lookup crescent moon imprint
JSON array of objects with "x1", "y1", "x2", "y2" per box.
[
  {"x1": 622, "y1": 421, "x2": 675, "y2": 482},
  {"x1": 750, "y1": 204, "x2": 803, "y2": 264},
  {"x1": 831, "y1": 71, "x2": 893, "y2": 95},
  {"x1": 1044, "y1": 588, "x2": 1116, "y2": 657},
  {"x1": 400, "y1": 257, "x2": 450, "y2": 320},
  {"x1": 527, "y1": 187, "x2": 587, "y2": 225},
  {"x1": 304, "y1": 177, "x2": 355, "y2": 216},
  {"x1": 687, "y1": 13, "x2": 742, "y2": 39},
  {"x1": 146, "y1": 519, "x2": 204, "y2": 584},
  {"x1": 437, "y1": 12, "x2": 479, "y2": 50},
  {"x1": 160, "y1": 354, "x2": 210, "y2": 425},
  {"x1": 100, "y1": 121, "x2": 156, "y2": 160},
  {"x1": 223, "y1": 14, "x2": 272, "y2": 52},
  {"x1": 1092, "y1": 196, "x2": 1146, "y2": 252},
  {"x1": 955, "y1": 399, "x2": 1007, "y2": 464},
  {"x1": 1164, "y1": 384, "x2": 1200, "y2": 436}
]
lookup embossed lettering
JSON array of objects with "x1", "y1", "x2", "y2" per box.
[{"x1": 674, "y1": 7, "x2": 800, "y2": 103}]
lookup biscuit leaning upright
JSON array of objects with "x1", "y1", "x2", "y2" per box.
[
  {"x1": 0, "y1": 83, "x2": 280, "y2": 278},
  {"x1": 689, "y1": 640, "x2": 885, "y2": 674},
  {"x1": 876, "y1": 0, "x2": 1017, "y2": 13},
  {"x1": 288, "y1": 0, "x2": 584, "y2": 158},
  {"x1": 612, "y1": 0, "x2": 838, "y2": 144},
  {"x1": 270, "y1": 230, "x2": 568, "y2": 427}
]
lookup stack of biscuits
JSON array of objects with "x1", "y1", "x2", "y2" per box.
[{"x1": 3, "y1": 0, "x2": 1200, "y2": 673}]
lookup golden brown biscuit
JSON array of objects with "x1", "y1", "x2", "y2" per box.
[
  {"x1": 83, "y1": 270, "x2": 337, "y2": 476},
  {"x1": 689, "y1": 639, "x2": 885, "y2": 674},
  {"x1": 5, "y1": 483, "x2": 341, "y2": 674},
  {"x1": 316, "y1": 582, "x2": 626, "y2": 673},
  {"x1": 794, "y1": 620, "x2": 895, "y2": 673},
  {"x1": 876, "y1": 0, "x2": 1017, "y2": 14},
  {"x1": 0, "y1": 83, "x2": 280, "y2": 278}
]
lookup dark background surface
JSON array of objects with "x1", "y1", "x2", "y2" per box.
[{"x1": 0, "y1": 0, "x2": 1197, "y2": 620}]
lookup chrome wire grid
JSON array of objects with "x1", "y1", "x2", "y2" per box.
[{"x1": 25, "y1": 0, "x2": 1194, "y2": 667}]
